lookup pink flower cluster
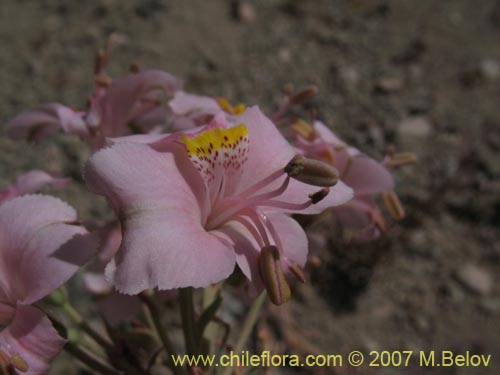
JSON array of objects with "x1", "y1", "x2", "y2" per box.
[{"x1": 2, "y1": 39, "x2": 411, "y2": 373}]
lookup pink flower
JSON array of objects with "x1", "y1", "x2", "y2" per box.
[
  {"x1": 0, "y1": 170, "x2": 69, "y2": 204},
  {"x1": 0, "y1": 195, "x2": 95, "y2": 374},
  {"x1": 85, "y1": 107, "x2": 353, "y2": 294},
  {"x1": 5, "y1": 103, "x2": 87, "y2": 142},
  {"x1": 6, "y1": 70, "x2": 181, "y2": 149},
  {"x1": 294, "y1": 120, "x2": 395, "y2": 240}
]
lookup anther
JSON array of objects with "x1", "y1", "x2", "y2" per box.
[
  {"x1": 259, "y1": 246, "x2": 291, "y2": 306},
  {"x1": 288, "y1": 262, "x2": 305, "y2": 283},
  {"x1": 308, "y1": 188, "x2": 330, "y2": 204},
  {"x1": 385, "y1": 152, "x2": 417, "y2": 168},
  {"x1": 383, "y1": 191, "x2": 405, "y2": 220},
  {"x1": 289, "y1": 85, "x2": 319, "y2": 106},
  {"x1": 129, "y1": 63, "x2": 140, "y2": 73},
  {"x1": 11, "y1": 354, "x2": 28, "y2": 372},
  {"x1": 285, "y1": 154, "x2": 339, "y2": 187},
  {"x1": 291, "y1": 119, "x2": 316, "y2": 141}
]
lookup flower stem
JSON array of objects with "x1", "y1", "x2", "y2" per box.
[
  {"x1": 219, "y1": 291, "x2": 267, "y2": 375},
  {"x1": 61, "y1": 302, "x2": 113, "y2": 352},
  {"x1": 138, "y1": 292, "x2": 185, "y2": 375},
  {"x1": 64, "y1": 342, "x2": 123, "y2": 375},
  {"x1": 179, "y1": 287, "x2": 197, "y2": 356}
]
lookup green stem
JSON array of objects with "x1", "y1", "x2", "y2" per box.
[
  {"x1": 180, "y1": 287, "x2": 197, "y2": 356},
  {"x1": 64, "y1": 342, "x2": 123, "y2": 375},
  {"x1": 219, "y1": 292, "x2": 267, "y2": 375},
  {"x1": 139, "y1": 293, "x2": 184, "y2": 375},
  {"x1": 61, "y1": 302, "x2": 113, "y2": 352}
]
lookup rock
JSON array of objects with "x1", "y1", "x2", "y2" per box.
[
  {"x1": 398, "y1": 116, "x2": 432, "y2": 139},
  {"x1": 374, "y1": 77, "x2": 404, "y2": 93},
  {"x1": 238, "y1": 2, "x2": 257, "y2": 23},
  {"x1": 479, "y1": 297, "x2": 500, "y2": 315},
  {"x1": 455, "y1": 264, "x2": 493, "y2": 296},
  {"x1": 480, "y1": 59, "x2": 500, "y2": 80}
]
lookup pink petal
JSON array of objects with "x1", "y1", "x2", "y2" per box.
[
  {"x1": 6, "y1": 103, "x2": 87, "y2": 141},
  {"x1": 229, "y1": 106, "x2": 297, "y2": 195},
  {"x1": 0, "y1": 195, "x2": 95, "y2": 305},
  {"x1": 169, "y1": 91, "x2": 220, "y2": 117},
  {"x1": 0, "y1": 305, "x2": 65, "y2": 375},
  {"x1": 96, "y1": 70, "x2": 181, "y2": 137},
  {"x1": 341, "y1": 155, "x2": 394, "y2": 195},
  {"x1": 85, "y1": 142, "x2": 235, "y2": 293}
]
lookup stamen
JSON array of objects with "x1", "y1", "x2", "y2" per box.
[
  {"x1": 258, "y1": 246, "x2": 291, "y2": 306},
  {"x1": 384, "y1": 152, "x2": 417, "y2": 168},
  {"x1": 10, "y1": 355, "x2": 28, "y2": 372},
  {"x1": 287, "y1": 262, "x2": 306, "y2": 283},
  {"x1": 383, "y1": 191, "x2": 405, "y2": 220},
  {"x1": 232, "y1": 215, "x2": 265, "y2": 248},
  {"x1": 291, "y1": 119, "x2": 316, "y2": 141},
  {"x1": 289, "y1": 85, "x2": 319, "y2": 106},
  {"x1": 250, "y1": 187, "x2": 329, "y2": 211},
  {"x1": 285, "y1": 154, "x2": 339, "y2": 187},
  {"x1": 207, "y1": 176, "x2": 291, "y2": 230}
]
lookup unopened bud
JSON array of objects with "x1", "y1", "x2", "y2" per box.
[
  {"x1": 11, "y1": 354, "x2": 28, "y2": 372},
  {"x1": 289, "y1": 85, "x2": 318, "y2": 106},
  {"x1": 386, "y1": 152, "x2": 417, "y2": 168},
  {"x1": 259, "y1": 246, "x2": 291, "y2": 306},
  {"x1": 383, "y1": 191, "x2": 405, "y2": 220},
  {"x1": 291, "y1": 119, "x2": 316, "y2": 141},
  {"x1": 285, "y1": 154, "x2": 339, "y2": 187},
  {"x1": 309, "y1": 188, "x2": 330, "y2": 204}
]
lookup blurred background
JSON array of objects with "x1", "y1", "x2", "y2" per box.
[{"x1": 1, "y1": 1, "x2": 499, "y2": 374}]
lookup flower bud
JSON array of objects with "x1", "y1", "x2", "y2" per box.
[
  {"x1": 285, "y1": 154, "x2": 339, "y2": 187},
  {"x1": 259, "y1": 246, "x2": 291, "y2": 306}
]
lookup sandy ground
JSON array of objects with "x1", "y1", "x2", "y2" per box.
[{"x1": 1, "y1": 1, "x2": 499, "y2": 374}]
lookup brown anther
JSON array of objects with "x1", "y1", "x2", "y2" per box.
[
  {"x1": 259, "y1": 246, "x2": 291, "y2": 306},
  {"x1": 288, "y1": 262, "x2": 305, "y2": 283},
  {"x1": 289, "y1": 85, "x2": 319, "y2": 106},
  {"x1": 383, "y1": 191, "x2": 405, "y2": 220},
  {"x1": 285, "y1": 154, "x2": 339, "y2": 187},
  {"x1": 309, "y1": 188, "x2": 330, "y2": 204},
  {"x1": 281, "y1": 83, "x2": 295, "y2": 96},
  {"x1": 372, "y1": 209, "x2": 387, "y2": 233},
  {"x1": 129, "y1": 63, "x2": 140, "y2": 73},
  {"x1": 309, "y1": 255, "x2": 322, "y2": 267},
  {"x1": 10, "y1": 354, "x2": 28, "y2": 372},
  {"x1": 291, "y1": 119, "x2": 316, "y2": 141},
  {"x1": 386, "y1": 152, "x2": 417, "y2": 168},
  {"x1": 94, "y1": 73, "x2": 112, "y2": 87}
]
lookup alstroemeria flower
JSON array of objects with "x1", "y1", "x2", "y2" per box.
[
  {"x1": 293, "y1": 120, "x2": 396, "y2": 240},
  {"x1": 0, "y1": 170, "x2": 69, "y2": 204},
  {"x1": 6, "y1": 69, "x2": 181, "y2": 149},
  {"x1": 0, "y1": 195, "x2": 95, "y2": 374},
  {"x1": 85, "y1": 107, "x2": 353, "y2": 294}
]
